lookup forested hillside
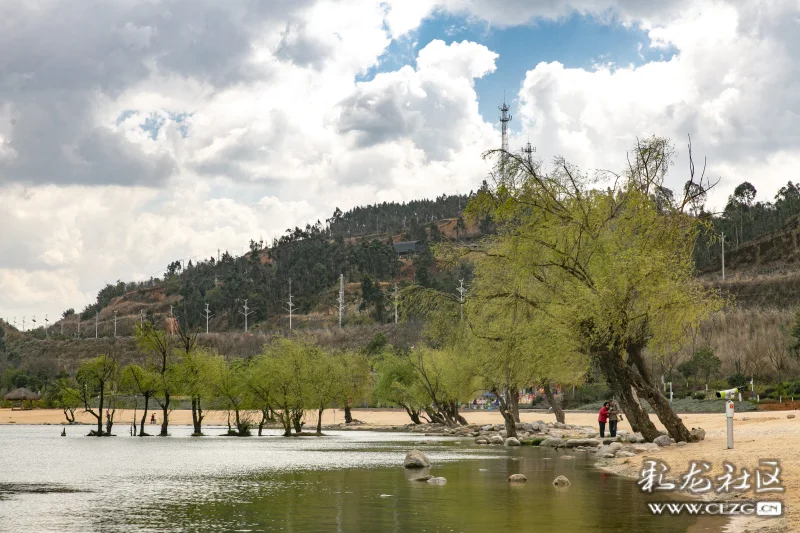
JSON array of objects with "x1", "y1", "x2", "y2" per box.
[{"x1": 36, "y1": 193, "x2": 478, "y2": 338}]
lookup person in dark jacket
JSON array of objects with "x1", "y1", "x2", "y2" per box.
[
  {"x1": 608, "y1": 400, "x2": 623, "y2": 437},
  {"x1": 598, "y1": 402, "x2": 610, "y2": 437}
]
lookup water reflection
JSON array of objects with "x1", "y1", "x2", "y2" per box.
[{"x1": 0, "y1": 425, "x2": 711, "y2": 532}]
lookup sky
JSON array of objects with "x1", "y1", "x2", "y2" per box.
[{"x1": 1, "y1": 0, "x2": 799, "y2": 323}]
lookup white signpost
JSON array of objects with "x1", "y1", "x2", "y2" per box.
[{"x1": 726, "y1": 400, "x2": 735, "y2": 449}]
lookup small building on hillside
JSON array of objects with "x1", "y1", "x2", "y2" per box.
[{"x1": 393, "y1": 241, "x2": 419, "y2": 256}]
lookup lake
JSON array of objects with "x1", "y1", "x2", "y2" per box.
[{"x1": 0, "y1": 425, "x2": 720, "y2": 532}]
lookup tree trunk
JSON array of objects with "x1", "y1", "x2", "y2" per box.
[
  {"x1": 627, "y1": 345, "x2": 694, "y2": 442},
  {"x1": 496, "y1": 390, "x2": 517, "y2": 438},
  {"x1": 344, "y1": 405, "x2": 353, "y2": 424},
  {"x1": 597, "y1": 351, "x2": 661, "y2": 441},
  {"x1": 63, "y1": 408, "x2": 75, "y2": 425},
  {"x1": 292, "y1": 411, "x2": 303, "y2": 433},
  {"x1": 97, "y1": 387, "x2": 105, "y2": 436},
  {"x1": 316, "y1": 406, "x2": 324, "y2": 435},
  {"x1": 402, "y1": 405, "x2": 422, "y2": 424},
  {"x1": 510, "y1": 392, "x2": 520, "y2": 423},
  {"x1": 258, "y1": 409, "x2": 267, "y2": 436},
  {"x1": 160, "y1": 392, "x2": 170, "y2": 436},
  {"x1": 191, "y1": 396, "x2": 203, "y2": 436},
  {"x1": 543, "y1": 383, "x2": 565, "y2": 424},
  {"x1": 139, "y1": 394, "x2": 150, "y2": 436}
]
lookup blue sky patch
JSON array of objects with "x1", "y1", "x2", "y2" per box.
[{"x1": 359, "y1": 12, "x2": 676, "y2": 129}]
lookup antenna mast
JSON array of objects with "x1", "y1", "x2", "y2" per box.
[{"x1": 523, "y1": 140, "x2": 536, "y2": 167}]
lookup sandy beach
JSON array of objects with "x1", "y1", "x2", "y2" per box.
[{"x1": 2, "y1": 407, "x2": 795, "y2": 531}]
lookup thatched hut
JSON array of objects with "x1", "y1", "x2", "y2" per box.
[{"x1": 3, "y1": 387, "x2": 41, "y2": 409}]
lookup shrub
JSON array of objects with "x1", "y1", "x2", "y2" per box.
[
  {"x1": 727, "y1": 373, "x2": 748, "y2": 389},
  {"x1": 693, "y1": 392, "x2": 706, "y2": 400}
]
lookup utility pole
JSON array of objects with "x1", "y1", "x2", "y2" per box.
[
  {"x1": 113, "y1": 311, "x2": 117, "y2": 337},
  {"x1": 45, "y1": 315, "x2": 49, "y2": 337},
  {"x1": 60, "y1": 321, "x2": 63, "y2": 336},
  {"x1": 203, "y1": 303, "x2": 214, "y2": 334},
  {"x1": 338, "y1": 274, "x2": 344, "y2": 328},
  {"x1": 499, "y1": 95, "x2": 512, "y2": 174},
  {"x1": 22, "y1": 316, "x2": 25, "y2": 332},
  {"x1": 95, "y1": 311, "x2": 99, "y2": 339},
  {"x1": 77, "y1": 316, "x2": 80, "y2": 337},
  {"x1": 393, "y1": 285, "x2": 399, "y2": 324},
  {"x1": 139, "y1": 310, "x2": 144, "y2": 330},
  {"x1": 457, "y1": 279, "x2": 466, "y2": 321},
  {"x1": 721, "y1": 231, "x2": 725, "y2": 281},
  {"x1": 285, "y1": 279, "x2": 296, "y2": 331},
  {"x1": 239, "y1": 299, "x2": 253, "y2": 333}
]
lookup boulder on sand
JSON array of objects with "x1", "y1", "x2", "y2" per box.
[
  {"x1": 653, "y1": 435, "x2": 672, "y2": 447},
  {"x1": 690, "y1": 428, "x2": 706, "y2": 441},
  {"x1": 404, "y1": 450, "x2": 431, "y2": 469}
]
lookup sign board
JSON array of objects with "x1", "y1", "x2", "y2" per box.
[{"x1": 726, "y1": 400, "x2": 735, "y2": 418}]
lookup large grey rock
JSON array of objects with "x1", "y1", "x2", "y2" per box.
[
  {"x1": 507, "y1": 474, "x2": 528, "y2": 483},
  {"x1": 475, "y1": 437, "x2": 489, "y2": 445},
  {"x1": 489, "y1": 434, "x2": 504, "y2": 445},
  {"x1": 499, "y1": 430, "x2": 508, "y2": 438},
  {"x1": 676, "y1": 441, "x2": 687, "y2": 447},
  {"x1": 602, "y1": 453, "x2": 616, "y2": 458},
  {"x1": 788, "y1": 414, "x2": 796, "y2": 419},
  {"x1": 540, "y1": 437, "x2": 566, "y2": 447},
  {"x1": 553, "y1": 475, "x2": 571, "y2": 487},
  {"x1": 403, "y1": 450, "x2": 431, "y2": 468},
  {"x1": 565, "y1": 438, "x2": 601, "y2": 448},
  {"x1": 616, "y1": 451, "x2": 636, "y2": 458},
  {"x1": 553, "y1": 422, "x2": 565, "y2": 429},
  {"x1": 504, "y1": 437, "x2": 521, "y2": 447},
  {"x1": 653, "y1": 435, "x2": 672, "y2": 447},
  {"x1": 690, "y1": 428, "x2": 706, "y2": 441},
  {"x1": 608, "y1": 442, "x2": 623, "y2": 452},
  {"x1": 427, "y1": 477, "x2": 447, "y2": 485},
  {"x1": 481, "y1": 425, "x2": 493, "y2": 432}
]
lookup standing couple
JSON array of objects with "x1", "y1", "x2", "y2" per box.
[{"x1": 598, "y1": 401, "x2": 623, "y2": 437}]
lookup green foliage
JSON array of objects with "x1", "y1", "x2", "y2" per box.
[{"x1": 727, "y1": 373, "x2": 748, "y2": 388}]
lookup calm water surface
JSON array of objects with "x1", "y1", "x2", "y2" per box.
[{"x1": 0, "y1": 425, "x2": 718, "y2": 532}]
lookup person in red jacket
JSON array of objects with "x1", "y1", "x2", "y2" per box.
[{"x1": 598, "y1": 402, "x2": 610, "y2": 437}]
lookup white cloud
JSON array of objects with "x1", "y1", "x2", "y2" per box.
[{"x1": 2, "y1": 0, "x2": 799, "y2": 321}]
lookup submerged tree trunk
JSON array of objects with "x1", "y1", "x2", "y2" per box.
[
  {"x1": 159, "y1": 392, "x2": 170, "y2": 436},
  {"x1": 63, "y1": 408, "x2": 76, "y2": 425},
  {"x1": 316, "y1": 406, "x2": 324, "y2": 435},
  {"x1": 543, "y1": 383, "x2": 565, "y2": 424},
  {"x1": 292, "y1": 410, "x2": 304, "y2": 433},
  {"x1": 495, "y1": 390, "x2": 517, "y2": 439},
  {"x1": 401, "y1": 405, "x2": 422, "y2": 424},
  {"x1": 510, "y1": 392, "x2": 520, "y2": 423},
  {"x1": 139, "y1": 394, "x2": 150, "y2": 436},
  {"x1": 344, "y1": 405, "x2": 353, "y2": 424},
  {"x1": 191, "y1": 396, "x2": 203, "y2": 436}
]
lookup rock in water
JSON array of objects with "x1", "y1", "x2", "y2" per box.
[
  {"x1": 504, "y1": 437, "x2": 521, "y2": 447},
  {"x1": 553, "y1": 475, "x2": 571, "y2": 487},
  {"x1": 507, "y1": 474, "x2": 528, "y2": 483},
  {"x1": 403, "y1": 449, "x2": 431, "y2": 468},
  {"x1": 413, "y1": 475, "x2": 433, "y2": 482},
  {"x1": 653, "y1": 435, "x2": 672, "y2": 447},
  {"x1": 475, "y1": 436, "x2": 489, "y2": 444},
  {"x1": 540, "y1": 437, "x2": 566, "y2": 447},
  {"x1": 427, "y1": 477, "x2": 447, "y2": 485},
  {"x1": 690, "y1": 428, "x2": 706, "y2": 441},
  {"x1": 489, "y1": 434, "x2": 504, "y2": 445}
]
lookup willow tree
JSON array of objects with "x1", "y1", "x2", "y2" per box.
[
  {"x1": 136, "y1": 322, "x2": 180, "y2": 437},
  {"x1": 466, "y1": 136, "x2": 720, "y2": 442},
  {"x1": 76, "y1": 354, "x2": 119, "y2": 436},
  {"x1": 338, "y1": 350, "x2": 372, "y2": 424},
  {"x1": 458, "y1": 234, "x2": 587, "y2": 436},
  {"x1": 121, "y1": 363, "x2": 158, "y2": 436},
  {"x1": 373, "y1": 349, "x2": 429, "y2": 424},
  {"x1": 178, "y1": 348, "x2": 219, "y2": 436}
]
